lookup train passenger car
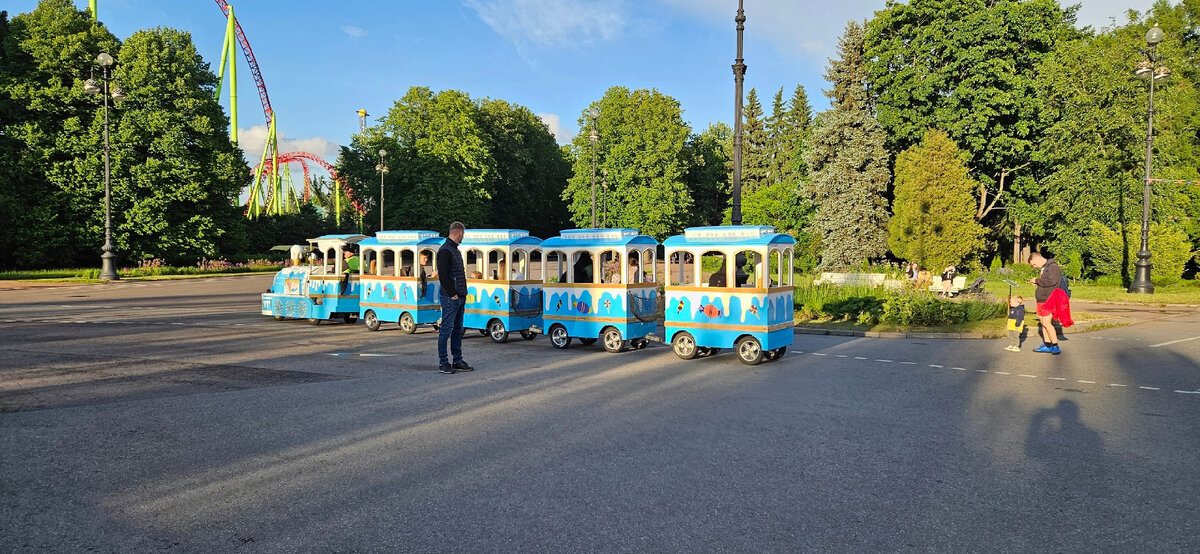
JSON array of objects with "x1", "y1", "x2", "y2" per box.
[
  {"x1": 662, "y1": 226, "x2": 795, "y2": 364},
  {"x1": 540, "y1": 228, "x2": 659, "y2": 352},
  {"x1": 261, "y1": 234, "x2": 367, "y2": 325},
  {"x1": 458, "y1": 229, "x2": 544, "y2": 342},
  {"x1": 357, "y1": 230, "x2": 445, "y2": 333}
]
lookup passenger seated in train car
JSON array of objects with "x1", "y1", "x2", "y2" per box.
[
  {"x1": 420, "y1": 250, "x2": 436, "y2": 278},
  {"x1": 708, "y1": 260, "x2": 727, "y2": 287},
  {"x1": 628, "y1": 253, "x2": 641, "y2": 284},
  {"x1": 499, "y1": 260, "x2": 524, "y2": 281},
  {"x1": 734, "y1": 253, "x2": 751, "y2": 287},
  {"x1": 559, "y1": 252, "x2": 594, "y2": 284},
  {"x1": 341, "y1": 248, "x2": 360, "y2": 294},
  {"x1": 470, "y1": 270, "x2": 484, "y2": 279}
]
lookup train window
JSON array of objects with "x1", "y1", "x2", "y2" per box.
[
  {"x1": 544, "y1": 250, "x2": 564, "y2": 283},
  {"x1": 418, "y1": 249, "x2": 435, "y2": 278},
  {"x1": 488, "y1": 250, "x2": 503, "y2": 280},
  {"x1": 570, "y1": 251, "x2": 594, "y2": 284},
  {"x1": 667, "y1": 251, "x2": 687, "y2": 286},
  {"x1": 701, "y1": 250, "x2": 727, "y2": 288},
  {"x1": 507, "y1": 250, "x2": 526, "y2": 281},
  {"x1": 325, "y1": 248, "x2": 337, "y2": 274},
  {"x1": 465, "y1": 249, "x2": 485, "y2": 279},
  {"x1": 642, "y1": 248, "x2": 656, "y2": 282},
  {"x1": 398, "y1": 250, "x2": 414, "y2": 277},
  {"x1": 360, "y1": 249, "x2": 375, "y2": 275},
  {"x1": 784, "y1": 248, "x2": 794, "y2": 285},
  {"x1": 769, "y1": 249, "x2": 782, "y2": 286},
  {"x1": 738, "y1": 250, "x2": 760, "y2": 288},
  {"x1": 626, "y1": 250, "x2": 641, "y2": 284},
  {"x1": 599, "y1": 249, "x2": 621, "y2": 284}
]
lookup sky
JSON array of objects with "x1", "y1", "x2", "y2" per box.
[{"x1": 8, "y1": 0, "x2": 1162, "y2": 171}]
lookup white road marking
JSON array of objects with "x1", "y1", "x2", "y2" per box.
[
  {"x1": 874, "y1": 359, "x2": 892, "y2": 362},
  {"x1": 1139, "y1": 386, "x2": 1160, "y2": 391},
  {"x1": 1078, "y1": 380, "x2": 1096, "y2": 384},
  {"x1": 1149, "y1": 336, "x2": 1200, "y2": 348},
  {"x1": 1109, "y1": 384, "x2": 1127, "y2": 387},
  {"x1": 952, "y1": 367, "x2": 967, "y2": 371},
  {"x1": 834, "y1": 354, "x2": 847, "y2": 358},
  {"x1": 812, "y1": 352, "x2": 827, "y2": 356},
  {"x1": 1174, "y1": 390, "x2": 1200, "y2": 395},
  {"x1": 994, "y1": 371, "x2": 1011, "y2": 375},
  {"x1": 975, "y1": 369, "x2": 988, "y2": 373},
  {"x1": 1019, "y1": 374, "x2": 1037, "y2": 378},
  {"x1": 929, "y1": 364, "x2": 943, "y2": 368},
  {"x1": 899, "y1": 361, "x2": 916, "y2": 365},
  {"x1": 853, "y1": 356, "x2": 868, "y2": 360},
  {"x1": 1048, "y1": 377, "x2": 1066, "y2": 381}
]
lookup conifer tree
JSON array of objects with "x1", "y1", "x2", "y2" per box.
[
  {"x1": 802, "y1": 20, "x2": 891, "y2": 269},
  {"x1": 765, "y1": 87, "x2": 787, "y2": 185},
  {"x1": 784, "y1": 85, "x2": 812, "y2": 178},
  {"x1": 740, "y1": 87, "x2": 769, "y2": 193},
  {"x1": 888, "y1": 129, "x2": 985, "y2": 270}
]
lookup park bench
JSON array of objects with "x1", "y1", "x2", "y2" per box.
[{"x1": 929, "y1": 275, "x2": 968, "y2": 295}]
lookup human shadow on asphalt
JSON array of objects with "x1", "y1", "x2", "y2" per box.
[{"x1": 1025, "y1": 399, "x2": 1104, "y2": 464}]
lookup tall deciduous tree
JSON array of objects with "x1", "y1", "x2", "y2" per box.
[
  {"x1": 683, "y1": 122, "x2": 731, "y2": 228},
  {"x1": 889, "y1": 129, "x2": 986, "y2": 270},
  {"x1": 109, "y1": 27, "x2": 249, "y2": 264},
  {"x1": 562, "y1": 86, "x2": 693, "y2": 239},
  {"x1": 803, "y1": 21, "x2": 892, "y2": 269}
]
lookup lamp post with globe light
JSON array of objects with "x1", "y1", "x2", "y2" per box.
[
  {"x1": 83, "y1": 52, "x2": 126, "y2": 281},
  {"x1": 1129, "y1": 24, "x2": 1171, "y2": 294},
  {"x1": 376, "y1": 149, "x2": 388, "y2": 231}
]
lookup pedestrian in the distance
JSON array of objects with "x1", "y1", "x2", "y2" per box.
[
  {"x1": 1005, "y1": 295, "x2": 1025, "y2": 352},
  {"x1": 1028, "y1": 251, "x2": 1073, "y2": 354},
  {"x1": 436, "y1": 221, "x2": 473, "y2": 374}
]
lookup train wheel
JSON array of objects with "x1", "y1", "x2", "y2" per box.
[
  {"x1": 399, "y1": 312, "x2": 416, "y2": 334},
  {"x1": 306, "y1": 318, "x2": 321, "y2": 326},
  {"x1": 549, "y1": 324, "x2": 572, "y2": 349},
  {"x1": 520, "y1": 330, "x2": 537, "y2": 341},
  {"x1": 364, "y1": 310, "x2": 380, "y2": 332},
  {"x1": 342, "y1": 314, "x2": 358, "y2": 324},
  {"x1": 736, "y1": 336, "x2": 763, "y2": 365},
  {"x1": 602, "y1": 327, "x2": 627, "y2": 353},
  {"x1": 672, "y1": 332, "x2": 698, "y2": 360},
  {"x1": 488, "y1": 319, "x2": 509, "y2": 343},
  {"x1": 579, "y1": 338, "x2": 597, "y2": 346}
]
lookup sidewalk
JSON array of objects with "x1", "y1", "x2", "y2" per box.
[{"x1": 794, "y1": 300, "x2": 1198, "y2": 340}]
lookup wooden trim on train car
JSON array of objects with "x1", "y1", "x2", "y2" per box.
[
  {"x1": 665, "y1": 321, "x2": 795, "y2": 333},
  {"x1": 360, "y1": 302, "x2": 440, "y2": 311}
]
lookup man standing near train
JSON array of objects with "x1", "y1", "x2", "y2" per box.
[{"x1": 436, "y1": 221, "x2": 473, "y2": 374}]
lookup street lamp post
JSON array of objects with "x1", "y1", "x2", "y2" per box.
[
  {"x1": 375, "y1": 149, "x2": 388, "y2": 231},
  {"x1": 589, "y1": 107, "x2": 599, "y2": 228},
  {"x1": 84, "y1": 52, "x2": 126, "y2": 281},
  {"x1": 1129, "y1": 24, "x2": 1170, "y2": 294},
  {"x1": 731, "y1": 0, "x2": 747, "y2": 226},
  {"x1": 602, "y1": 170, "x2": 609, "y2": 228}
]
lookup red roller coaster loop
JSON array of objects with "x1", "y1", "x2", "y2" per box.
[{"x1": 256, "y1": 152, "x2": 365, "y2": 215}]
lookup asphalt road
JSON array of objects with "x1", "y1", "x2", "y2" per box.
[{"x1": 1, "y1": 275, "x2": 1198, "y2": 552}]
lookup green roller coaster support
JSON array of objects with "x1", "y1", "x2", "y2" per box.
[
  {"x1": 214, "y1": 5, "x2": 238, "y2": 144},
  {"x1": 89, "y1": 0, "x2": 97, "y2": 21}
]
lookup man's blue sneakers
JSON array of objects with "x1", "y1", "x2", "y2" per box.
[
  {"x1": 1033, "y1": 344, "x2": 1054, "y2": 353},
  {"x1": 1050, "y1": 345, "x2": 1061, "y2": 355}
]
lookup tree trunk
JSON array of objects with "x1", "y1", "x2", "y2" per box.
[{"x1": 1013, "y1": 221, "x2": 1021, "y2": 265}]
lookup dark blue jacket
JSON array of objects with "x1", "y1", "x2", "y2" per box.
[{"x1": 436, "y1": 239, "x2": 467, "y2": 298}]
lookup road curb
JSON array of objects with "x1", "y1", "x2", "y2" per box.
[{"x1": 793, "y1": 318, "x2": 1132, "y2": 340}]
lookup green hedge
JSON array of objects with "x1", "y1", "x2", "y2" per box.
[{"x1": 795, "y1": 283, "x2": 1004, "y2": 326}]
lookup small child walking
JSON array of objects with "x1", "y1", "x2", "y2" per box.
[{"x1": 1005, "y1": 295, "x2": 1025, "y2": 352}]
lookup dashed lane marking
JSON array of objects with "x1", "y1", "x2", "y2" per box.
[
  {"x1": 1048, "y1": 377, "x2": 1066, "y2": 381},
  {"x1": 1018, "y1": 374, "x2": 1038, "y2": 378},
  {"x1": 1078, "y1": 380, "x2": 1096, "y2": 384},
  {"x1": 994, "y1": 371, "x2": 1011, "y2": 375},
  {"x1": 1150, "y1": 336, "x2": 1200, "y2": 348},
  {"x1": 929, "y1": 364, "x2": 943, "y2": 368},
  {"x1": 875, "y1": 359, "x2": 893, "y2": 363},
  {"x1": 953, "y1": 367, "x2": 967, "y2": 371},
  {"x1": 1109, "y1": 384, "x2": 1127, "y2": 387},
  {"x1": 899, "y1": 361, "x2": 917, "y2": 365},
  {"x1": 1140, "y1": 386, "x2": 1161, "y2": 391}
]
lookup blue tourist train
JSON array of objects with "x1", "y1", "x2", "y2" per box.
[
  {"x1": 661, "y1": 226, "x2": 795, "y2": 364},
  {"x1": 356, "y1": 230, "x2": 445, "y2": 333},
  {"x1": 260, "y1": 234, "x2": 367, "y2": 324},
  {"x1": 539, "y1": 228, "x2": 660, "y2": 352},
  {"x1": 457, "y1": 229, "x2": 544, "y2": 342}
]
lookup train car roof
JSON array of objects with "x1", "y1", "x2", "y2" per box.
[
  {"x1": 307, "y1": 234, "x2": 368, "y2": 249},
  {"x1": 662, "y1": 226, "x2": 796, "y2": 248},
  {"x1": 459, "y1": 229, "x2": 543, "y2": 247},
  {"x1": 540, "y1": 228, "x2": 658, "y2": 249},
  {"x1": 359, "y1": 230, "x2": 445, "y2": 247}
]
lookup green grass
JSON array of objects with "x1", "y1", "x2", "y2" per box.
[
  {"x1": 0, "y1": 265, "x2": 281, "y2": 282},
  {"x1": 976, "y1": 275, "x2": 1200, "y2": 305}
]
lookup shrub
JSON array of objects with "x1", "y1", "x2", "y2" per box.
[{"x1": 1086, "y1": 221, "x2": 1195, "y2": 281}]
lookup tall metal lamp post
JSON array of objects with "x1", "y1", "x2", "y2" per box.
[
  {"x1": 375, "y1": 149, "x2": 388, "y2": 231},
  {"x1": 589, "y1": 107, "x2": 599, "y2": 228},
  {"x1": 731, "y1": 0, "x2": 746, "y2": 226},
  {"x1": 84, "y1": 52, "x2": 126, "y2": 281},
  {"x1": 1129, "y1": 24, "x2": 1170, "y2": 294},
  {"x1": 602, "y1": 169, "x2": 609, "y2": 228}
]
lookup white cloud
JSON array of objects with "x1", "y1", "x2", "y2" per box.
[
  {"x1": 237, "y1": 125, "x2": 341, "y2": 168},
  {"x1": 342, "y1": 25, "x2": 367, "y2": 38},
  {"x1": 538, "y1": 112, "x2": 570, "y2": 143},
  {"x1": 464, "y1": 0, "x2": 626, "y2": 49}
]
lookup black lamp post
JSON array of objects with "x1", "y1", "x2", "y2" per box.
[
  {"x1": 731, "y1": 0, "x2": 746, "y2": 226},
  {"x1": 375, "y1": 148, "x2": 388, "y2": 231},
  {"x1": 589, "y1": 107, "x2": 599, "y2": 228},
  {"x1": 84, "y1": 52, "x2": 125, "y2": 281},
  {"x1": 1129, "y1": 24, "x2": 1170, "y2": 294},
  {"x1": 602, "y1": 169, "x2": 609, "y2": 228}
]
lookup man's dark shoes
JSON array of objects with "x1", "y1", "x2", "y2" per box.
[
  {"x1": 452, "y1": 361, "x2": 474, "y2": 371},
  {"x1": 438, "y1": 364, "x2": 456, "y2": 374}
]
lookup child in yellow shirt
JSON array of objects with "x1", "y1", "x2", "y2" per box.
[{"x1": 1005, "y1": 295, "x2": 1025, "y2": 352}]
